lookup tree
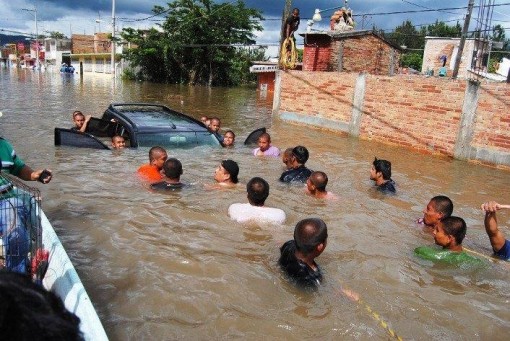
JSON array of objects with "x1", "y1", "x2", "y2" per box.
[
  {"x1": 387, "y1": 20, "x2": 423, "y2": 50},
  {"x1": 121, "y1": 0, "x2": 264, "y2": 86},
  {"x1": 47, "y1": 31, "x2": 66, "y2": 39},
  {"x1": 427, "y1": 20, "x2": 461, "y2": 38}
]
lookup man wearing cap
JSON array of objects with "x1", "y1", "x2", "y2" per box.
[
  {"x1": 214, "y1": 159, "x2": 239, "y2": 186},
  {"x1": 279, "y1": 145, "x2": 312, "y2": 183},
  {"x1": 228, "y1": 177, "x2": 286, "y2": 225}
]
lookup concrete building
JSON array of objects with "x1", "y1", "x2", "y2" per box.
[
  {"x1": 43, "y1": 38, "x2": 72, "y2": 67},
  {"x1": 299, "y1": 30, "x2": 402, "y2": 75},
  {"x1": 422, "y1": 37, "x2": 489, "y2": 79}
]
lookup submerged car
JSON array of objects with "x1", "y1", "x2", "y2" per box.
[{"x1": 55, "y1": 103, "x2": 222, "y2": 149}]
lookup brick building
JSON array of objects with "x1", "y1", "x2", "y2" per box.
[
  {"x1": 299, "y1": 30, "x2": 402, "y2": 75},
  {"x1": 421, "y1": 37, "x2": 489, "y2": 79}
]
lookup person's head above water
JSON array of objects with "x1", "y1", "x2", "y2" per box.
[
  {"x1": 214, "y1": 159, "x2": 239, "y2": 184},
  {"x1": 223, "y1": 130, "x2": 235, "y2": 147},
  {"x1": 291, "y1": 146, "x2": 309, "y2": 166},
  {"x1": 148, "y1": 146, "x2": 168, "y2": 170},
  {"x1": 209, "y1": 117, "x2": 221, "y2": 133},
  {"x1": 282, "y1": 147, "x2": 294, "y2": 169},
  {"x1": 111, "y1": 135, "x2": 125, "y2": 149},
  {"x1": 433, "y1": 216, "x2": 466, "y2": 251},
  {"x1": 257, "y1": 133, "x2": 272, "y2": 152},
  {"x1": 162, "y1": 158, "x2": 183, "y2": 180},
  {"x1": 72, "y1": 111, "x2": 85, "y2": 128},
  {"x1": 246, "y1": 177, "x2": 269, "y2": 206},
  {"x1": 307, "y1": 171, "x2": 328, "y2": 194},
  {"x1": 294, "y1": 218, "x2": 328, "y2": 256},
  {"x1": 423, "y1": 195, "x2": 453, "y2": 227},
  {"x1": 371, "y1": 157, "x2": 392, "y2": 181}
]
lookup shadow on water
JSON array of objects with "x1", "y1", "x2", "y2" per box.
[{"x1": 1, "y1": 70, "x2": 509, "y2": 340}]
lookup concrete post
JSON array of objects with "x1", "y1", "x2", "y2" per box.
[
  {"x1": 337, "y1": 41, "x2": 343, "y2": 72},
  {"x1": 272, "y1": 70, "x2": 282, "y2": 115},
  {"x1": 454, "y1": 79, "x2": 479, "y2": 159},
  {"x1": 349, "y1": 73, "x2": 366, "y2": 136}
]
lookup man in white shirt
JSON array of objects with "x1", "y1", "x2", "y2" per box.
[{"x1": 228, "y1": 177, "x2": 286, "y2": 224}]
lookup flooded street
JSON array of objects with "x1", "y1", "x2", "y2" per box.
[{"x1": 1, "y1": 69, "x2": 509, "y2": 340}]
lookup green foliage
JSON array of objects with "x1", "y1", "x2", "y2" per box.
[
  {"x1": 401, "y1": 53, "x2": 422, "y2": 71},
  {"x1": 426, "y1": 20, "x2": 462, "y2": 38},
  {"x1": 120, "y1": 0, "x2": 264, "y2": 86},
  {"x1": 47, "y1": 31, "x2": 66, "y2": 39},
  {"x1": 296, "y1": 48, "x2": 303, "y2": 63}
]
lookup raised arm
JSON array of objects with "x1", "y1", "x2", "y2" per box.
[{"x1": 481, "y1": 201, "x2": 506, "y2": 253}]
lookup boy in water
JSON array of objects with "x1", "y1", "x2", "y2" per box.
[
  {"x1": 253, "y1": 133, "x2": 280, "y2": 157},
  {"x1": 214, "y1": 159, "x2": 239, "y2": 187},
  {"x1": 306, "y1": 171, "x2": 335, "y2": 199},
  {"x1": 419, "y1": 195, "x2": 453, "y2": 228},
  {"x1": 151, "y1": 158, "x2": 184, "y2": 191},
  {"x1": 415, "y1": 216, "x2": 481, "y2": 264},
  {"x1": 282, "y1": 147, "x2": 293, "y2": 170},
  {"x1": 369, "y1": 157, "x2": 395, "y2": 193},
  {"x1": 111, "y1": 135, "x2": 126, "y2": 149},
  {"x1": 222, "y1": 130, "x2": 235, "y2": 147},
  {"x1": 71, "y1": 110, "x2": 91, "y2": 133},
  {"x1": 279, "y1": 146, "x2": 312, "y2": 183},
  {"x1": 279, "y1": 218, "x2": 328, "y2": 288},
  {"x1": 137, "y1": 146, "x2": 168, "y2": 182},
  {"x1": 208, "y1": 117, "x2": 223, "y2": 142}
]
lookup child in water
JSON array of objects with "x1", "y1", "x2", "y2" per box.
[
  {"x1": 415, "y1": 216, "x2": 482, "y2": 265},
  {"x1": 253, "y1": 133, "x2": 280, "y2": 157}
]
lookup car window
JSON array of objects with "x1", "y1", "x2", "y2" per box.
[
  {"x1": 113, "y1": 106, "x2": 196, "y2": 128},
  {"x1": 136, "y1": 131, "x2": 220, "y2": 148}
]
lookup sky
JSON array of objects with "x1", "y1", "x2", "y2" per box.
[{"x1": 1, "y1": 0, "x2": 509, "y2": 57}]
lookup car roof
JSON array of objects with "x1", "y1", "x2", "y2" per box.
[{"x1": 107, "y1": 103, "x2": 207, "y2": 132}]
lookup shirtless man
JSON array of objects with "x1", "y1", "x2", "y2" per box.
[{"x1": 481, "y1": 201, "x2": 510, "y2": 260}]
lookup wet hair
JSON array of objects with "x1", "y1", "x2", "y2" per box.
[
  {"x1": 210, "y1": 117, "x2": 221, "y2": 124},
  {"x1": 430, "y1": 195, "x2": 453, "y2": 220},
  {"x1": 247, "y1": 177, "x2": 269, "y2": 206},
  {"x1": 224, "y1": 130, "x2": 235, "y2": 138},
  {"x1": 0, "y1": 271, "x2": 83, "y2": 340},
  {"x1": 292, "y1": 146, "x2": 309, "y2": 164},
  {"x1": 441, "y1": 216, "x2": 466, "y2": 245},
  {"x1": 72, "y1": 110, "x2": 84, "y2": 119},
  {"x1": 294, "y1": 218, "x2": 328, "y2": 255},
  {"x1": 373, "y1": 157, "x2": 392, "y2": 180},
  {"x1": 258, "y1": 132, "x2": 271, "y2": 142},
  {"x1": 310, "y1": 171, "x2": 328, "y2": 191},
  {"x1": 283, "y1": 148, "x2": 293, "y2": 158},
  {"x1": 163, "y1": 158, "x2": 183, "y2": 179},
  {"x1": 292, "y1": 8, "x2": 300, "y2": 14},
  {"x1": 148, "y1": 146, "x2": 167, "y2": 162},
  {"x1": 111, "y1": 135, "x2": 124, "y2": 142}
]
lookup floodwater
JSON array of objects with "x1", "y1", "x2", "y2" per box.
[{"x1": 1, "y1": 69, "x2": 509, "y2": 340}]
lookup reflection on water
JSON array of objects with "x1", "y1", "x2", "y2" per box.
[{"x1": 1, "y1": 70, "x2": 509, "y2": 340}]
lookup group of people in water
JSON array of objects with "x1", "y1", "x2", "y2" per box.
[{"x1": 115, "y1": 113, "x2": 508, "y2": 288}]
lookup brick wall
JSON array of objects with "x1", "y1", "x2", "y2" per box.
[
  {"x1": 422, "y1": 38, "x2": 475, "y2": 78},
  {"x1": 72, "y1": 34, "x2": 95, "y2": 54},
  {"x1": 275, "y1": 70, "x2": 510, "y2": 167},
  {"x1": 472, "y1": 84, "x2": 510, "y2": 151},
  {"x1": 302, "y1": 32, "x2": 400, "y2": 75},
  {"x1": 303, "y1": 35, "x2": 333, "y2": 71},
  {"x1": 279, "y1": 71, "x2": 357, "y2": 124}
]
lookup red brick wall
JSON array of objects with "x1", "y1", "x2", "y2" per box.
[
  {"x1": 360, "y1": 76, "x2": 464, "y2": 155},
  {"x1": 472, "y1": 84, "x2": 510, "y2": 151},
  {"x1": 279, "y1": 71, "x2": 357, "y2": 124},
  {"x1": 303, "y1": 35, "x2": 333, "y2": 71},
  {"x1": 72, "y1": 34, "x2": 95, "y2": 54},
  {"x1": 303, "y1": 34, "x2": 400, "y2": 75},
  {"x1": 277, "y1": 71, "x2": 510, "y2": 160}
]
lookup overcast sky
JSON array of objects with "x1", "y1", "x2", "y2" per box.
[{"x1": 2, "y1": 0, "x2": 509, "y2": 57}]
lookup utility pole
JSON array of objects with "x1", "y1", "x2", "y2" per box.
[
  {"x1": 22, "y1": 5, "x2": 39, "y2": 70},
  {"x1": 452, "y1": 0, "x2": 474, "y2": 79},
  {"x1": 111, "y1": 0, "x2": 116, "y2": 78}
]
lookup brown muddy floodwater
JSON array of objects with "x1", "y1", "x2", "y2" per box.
[{"x1": 1, "y1": 69, "x2": 509, "y2": 340}]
